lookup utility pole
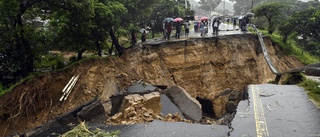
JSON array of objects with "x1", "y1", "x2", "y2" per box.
[
  {"x1": 223, "y1": 0, "x2": 226, "y2": 15},
  {"x1": 185, "y1": 0, "x2": 187, "y2": 9},
  {"x1": 251, "y1": 0, "x2": 253, "y2": 9}
]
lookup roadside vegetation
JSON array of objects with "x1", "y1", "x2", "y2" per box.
[
  {"x1": 299, "y1": 78, "x2": 320, "y2": 108},
  {"x1": 60, "y1": 122, "x2": 120, "y2": 137}
]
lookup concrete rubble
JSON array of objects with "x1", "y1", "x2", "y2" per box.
[{"x1": 163, "y1": 86, "x2": 203, "y2": 122}]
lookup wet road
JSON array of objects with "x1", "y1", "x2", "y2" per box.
[
  {"x1": 231, "y1": 84, "x2": 320, "y2": 137},
  {"x1": 143, "y1": 23, "x2": 245, "y2": 44},
  {"x1": 187, "y1": 23, "x2": 244, "y2": 37},
  {"x1": 90, "y1": 120, "x2": 230, "y2": 137}
]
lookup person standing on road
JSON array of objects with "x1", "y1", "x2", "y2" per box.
[
  {"x1": 141, "y1": 30, "x2": 147, "y2": 42},
  {"x1": 175, "y1": 21, "x2": 181, "y2": 39},
  {"x1": 166, "y1": 21, "x2": 172, "y2": 40},
  {"x1": 200, "y1": 20, "x2": 205, "y2": 36},
  {"x1": 212, "y1": 18, "x2": 220, "y2": 35},
  {"x1": 184, "y1": 22, "x2": 189, "y2": 37},
  {"x1": 233, "y1": 18, "x2": 237, "y2": 30},
  {"x1": 131, "y1": 31, "x2": 137, "y2": 46}
]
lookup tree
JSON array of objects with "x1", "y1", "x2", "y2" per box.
[
  {"x1": 230, "y1": 0, "x2": 295, "y2": 15},
  {"x1": 252, "y1": 2, "x2": 290, "y2": 34},
  {"x1": 198, "y1": 0, "x2": 221, "y2": 13},
  {"x1": 280, "y1": 7, "x2": 320, "y2": 56}
]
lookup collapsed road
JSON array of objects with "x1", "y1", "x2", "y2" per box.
[{"x1": 1, "y1": 23, "x2": 319, "y2": 137}]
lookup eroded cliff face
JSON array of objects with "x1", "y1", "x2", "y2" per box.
[
  {"x1": 118, "y1": 34, "x2": 302, "y2": 118},
  {"x1": 0, "y1": 34, "x2": 303, "y2": 136}
]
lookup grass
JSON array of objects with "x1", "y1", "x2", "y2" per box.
[
  {"x1": 59, "y1": 121, "x2": 120, "y2": 137},
  {"x1": 299, "y1": 77, "x2": 320, "y2": 108},
  {"x1": 258, "y1": 30, "x2": 320, "y2": 64}
]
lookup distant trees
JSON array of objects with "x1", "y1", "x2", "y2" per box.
[
  {"x1": 230, "y1": 0, "x2": 296, "y2": 15},
  {"x1": 0, "y1": 0, "x2": 194, "y2": 87},
  {"x1": 279, "y1": 7, "x2": 320, "y2": 56},
  {"x1": 250, "y1": 1, "x2": 320, "y2": 56},
  {"x1": 198, "y1": 0, "x2": 221, "y2": 12}
]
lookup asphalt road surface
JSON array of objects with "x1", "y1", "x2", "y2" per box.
[{"x1": 230, "y1": 84, "x2": 320, "y2": 137}]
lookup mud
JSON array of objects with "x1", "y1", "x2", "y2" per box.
[{"x1": 0, "y1": 34, "x2": 304, "y2": 136}]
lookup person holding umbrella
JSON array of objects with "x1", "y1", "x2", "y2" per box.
[
  {"x1": 212, "y1": 18, "x2": 221, "y2": 35},
  {"x1": 163, "y1": 18, "x2": 174, "y2": 40},
  {"x1": 174, "y1": 18, "x2": 183, "y2": 39}
]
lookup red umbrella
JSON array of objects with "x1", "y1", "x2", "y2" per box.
[
  {"x1": 200, "y1": 17, "x2": 209, "y2": 21},
  {"x1": 174, "y1": 17, "x2": 183, "y2": 22}
]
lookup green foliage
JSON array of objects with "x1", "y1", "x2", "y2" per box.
[
  {"x1": 279, "y1": 7, "x2": 320, "y2": 57},
  {"x1": 299, "y1": 78, "x2": 320, "y2": 107},
  {"x1": 259, "y1": 30, "x2": 320, "y2": 64},
  {"x1": 252, "y1": 2, "x2": 290, "y2": 34},
  {"x1": 61, "y1": 122, "x2": 120, "y2": 137},
  {"x1": 35, "y1": 53, "x2": 65, "y2": 69},
  {"x1": 0, "y1": 84, "x2": 9, "y2": 96}
]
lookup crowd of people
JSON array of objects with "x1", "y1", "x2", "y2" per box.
[
  {"x1": 163, "y1": 20, "x2": 189, "y2": 40},
  {"x1": 131, "y1": 14, "x2": 252, "y2": 46}
]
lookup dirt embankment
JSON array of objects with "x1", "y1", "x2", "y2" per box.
[{"x1": 0, "y1": 34, "x2": 303, "y2": 136}]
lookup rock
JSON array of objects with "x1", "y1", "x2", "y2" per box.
[
  {"x1": 107, "y1": 92, "x2": 163, "y2": 125},
  {"x1": 213, "y1": 96, "x2": 228, "y2": 118},
  {"x1": 111, "y1": 113, "x2": 123, "y2": 122},
  {"x1": 228, "y1": 90, "x2": 242, "y2": 101},
  {"x1": 99, "y1": 75, "x2": 119, "y2": 102},
  {"x1": 212, "y1": 88, "x2": 242, "y2": 118},
  {"x1": 144, "y1": 113, "x2": 151, "y2": 117},
  {"x1": 131, "y1": 94, "x2": 144, "y2": 102},
  {"x1": 143, "y1": 92, "x2": 161, "y2": 114},
  {"x1": 77, "y1": 100, "x2": 106, "y2": 121},
  {"x1": 164, "y1": 86, "x2": 202, "y2": 122},
  {"x1": 226, "y1": 101, "x2": 237, "y2": 113}
]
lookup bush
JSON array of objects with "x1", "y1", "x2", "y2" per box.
[
  {"x1": 0, "y1": 84, "x2": 9, "y2": 96},
  {"x1": 299, "y1": 77, "x2": 320, "y2": 107},
  {"x1": 61, "y1": 121, "x2": 120, "y2": 137},
  {"x1": 35, "y1": 53, "x2": 65, "y2": 69}
]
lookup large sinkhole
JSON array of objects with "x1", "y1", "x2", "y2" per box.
[{"x1": 108, "y1": 81, "x2": 247, "y2": 125}]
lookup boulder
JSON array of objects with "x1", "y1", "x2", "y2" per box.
[
  {"x1": 143, "y1": 92, "x2": 161, "y2": 114},
  {"x1": 164, "y1": 86, "x2": 202, "y2": 122}
]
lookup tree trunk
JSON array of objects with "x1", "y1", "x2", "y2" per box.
[
  {"x1": 109, "y1": 29, "x2": 124, "y2": 56},
  {"x1": 95, "y1": 41, "x2": 102, "y2": 57},
  {"x1": 16, "y1": 14, "x2": 34, "y2": 76},
  {"x1": 78, "y1": 48, "x2": 86, "y2": 60}
]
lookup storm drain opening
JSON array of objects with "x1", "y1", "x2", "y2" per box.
[{"x1": 196, "y1": 97, "x2": 215, "y2": 118}]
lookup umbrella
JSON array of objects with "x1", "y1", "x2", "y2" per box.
[
  {"x1": 174, "y1": 17, "x2": 183, "y2": 22},
  {"x1": 200, "y1": 17, "x2": 209, "y2": 21},
  {"x1": 139, "y1": 28, "x2": 149, "y2": 33},
  {"x1": 244, "y1": 12, "x2": 254, "y2": 18},
  {"x1": 163, "y1": 18, "x2": 174, "y2": 23}
]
